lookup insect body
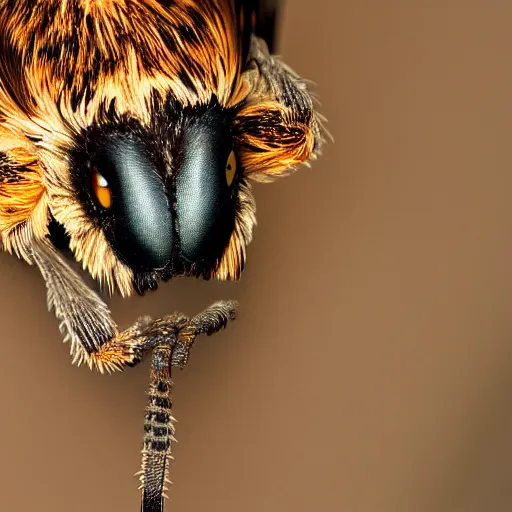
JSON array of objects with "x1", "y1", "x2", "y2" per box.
[{"x1": 0, "y1": 0, "x2": 324, "y2": 372}]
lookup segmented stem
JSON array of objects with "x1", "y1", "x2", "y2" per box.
[
  {"x1": 137, "y1": 300, "x2": 239, "y2": 511},
  {"x1": 140, "y1": 344, "x2": 176, "y2": 512}
]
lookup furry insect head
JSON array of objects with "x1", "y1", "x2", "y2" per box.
[{"x1": 0, "y1": 0, "x2": 325, "y2": 371}]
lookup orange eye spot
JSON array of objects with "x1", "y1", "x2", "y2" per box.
[
  {"x1": 226, "y1": 150, "x2": 237, "y2": 186},
  {"x1": 92, "y1": 168, "x2": 112, "y2": 209}
]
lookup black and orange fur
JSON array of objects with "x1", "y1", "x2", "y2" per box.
[{"x1": 0, "y1": 0, "x2": 325, "y2": 372}]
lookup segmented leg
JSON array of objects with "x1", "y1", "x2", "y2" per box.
[
  {"x1": 139, "y1": 301, "x2": 238, "y2": 512},
  {"x1": 140, "y1": 343, "x2": 175, "y2": 512}
]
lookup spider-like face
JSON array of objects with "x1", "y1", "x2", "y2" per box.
[{"x1": 0, "y1": 0, "x2": 323, "y2": 297}]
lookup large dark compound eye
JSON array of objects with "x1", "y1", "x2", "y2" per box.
[
  {"x1": 91, "y1": 134, "x2": 173, "y2": 271},
  {"x1": 175, "y1": 108, "x2": 237, "y2": 265}
]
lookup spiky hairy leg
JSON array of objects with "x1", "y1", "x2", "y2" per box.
[
  {"x1": 29, "y1": 236, "x2": 237, "y2": 374},
  {"x1": 85, "y1": 313, "x2": 189, "y2": 374},
  {"x1": 139, "y1": 300, "x2": 238, "y2": 512},
  {"x1": 140, "y1": 343, "x2": 176, "y2": 512},
  {"x1": 87, "y1": 300, "x2": 238, "y2": 373}
]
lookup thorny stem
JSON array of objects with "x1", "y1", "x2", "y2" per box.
[
  {"x1": 140, "y1": 344, "x2": 175, "y2": 512},
  {"x1": 138, "y1": 300, "x2": 238, "y2": 512}
]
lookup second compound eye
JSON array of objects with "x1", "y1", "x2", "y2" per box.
[
  {"x1": 225, "y1": 150, "x2": 237, "y2": 186},
  {"x1": 92, "y1": 167, "x2": 112, "y2": 209}
]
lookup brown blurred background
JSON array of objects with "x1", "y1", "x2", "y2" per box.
[{"x1": 2, "y1": 2, "x2": 512, "y2": 511}]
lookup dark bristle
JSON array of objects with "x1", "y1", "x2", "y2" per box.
[
  {"x1": 150, "y1": 396, "x2": 172, "y2": 409},
  {"x1": 133, "y1": 271, "x2": 160, "y2": 295},
  {"x1": 47, "y1": 216, "x2": 71, "y2": 253}
]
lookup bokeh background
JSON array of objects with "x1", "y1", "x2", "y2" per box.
[{"x1": 2, "y1": 2, "x2": 512, "y2": 511}]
